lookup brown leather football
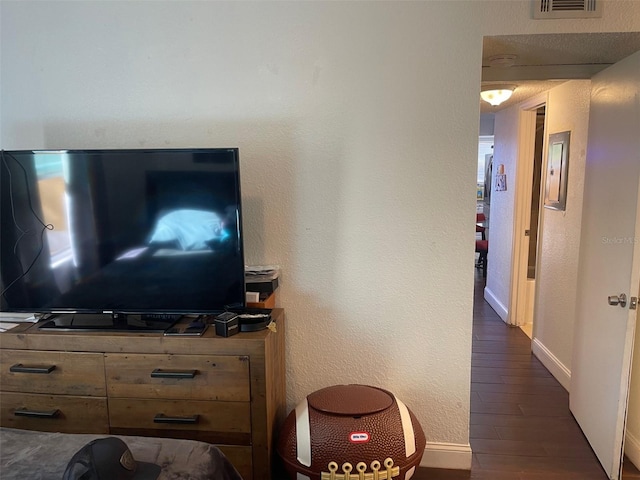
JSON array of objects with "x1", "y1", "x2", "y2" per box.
[{"x1": 277, "y1": 384, "x2": 426, "y2": 480}]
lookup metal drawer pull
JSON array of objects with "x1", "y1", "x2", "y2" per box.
[
  {"x1": 153, "y1": 414, "x2": 199, "y2": 424},
  {"x1": 150, "y1": 369, "x2": 197, "y2": 379},
  {"x1": 10, "y1": 363, "x2": 56, "y2": 374},
  {"x1": 14, "y1": 408, "x2": 60, "y2": 418}
]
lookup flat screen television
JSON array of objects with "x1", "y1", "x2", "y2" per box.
[{"x1": 0, "y1": 148, "x2": 245, "y2": 331}]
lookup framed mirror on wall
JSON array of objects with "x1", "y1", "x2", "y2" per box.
[{"x1": 544, "y1": 130, "x2": 570, "y2": 211}]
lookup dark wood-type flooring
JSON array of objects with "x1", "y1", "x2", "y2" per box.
[
  {"x1": 272, "y1": 271, "x2": 640, "y2": 479},
  {"x1": 413, "y1": 271, "x2": 640, "y2": 480}
]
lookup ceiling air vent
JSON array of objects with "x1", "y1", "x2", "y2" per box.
[{"x1": 533, "y1": 0, "x2": 602, "y2": 19}]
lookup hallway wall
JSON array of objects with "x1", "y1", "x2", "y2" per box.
[
  {"x1": 483, "y1": 106, "x2": 518, "y2": 321},
  {"x1": 487, "y1": 80, "x2": 591, "y2": 389},
  {"x1": 532, "y1": 80, "x2": 591, "y2": 388}
]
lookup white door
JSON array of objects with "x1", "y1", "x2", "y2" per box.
[{"x1": 571, "y1": 51, "x2": 640, "y2": 480}]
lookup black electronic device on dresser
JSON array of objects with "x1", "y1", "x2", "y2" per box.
[{"x1": 0, "y1": 148, "x2": 246, "y2": 331}]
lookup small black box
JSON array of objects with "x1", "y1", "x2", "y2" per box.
[
  {"x1": 214, "y1": 312, "x2": 239, "y2": 337},
  {"x1": 245, "y1": 277, "x2": 279, "y2": 294}
]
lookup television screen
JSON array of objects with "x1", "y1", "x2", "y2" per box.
[{"x1": 0, "y1": 148, "x2": 245, "y2": 324}]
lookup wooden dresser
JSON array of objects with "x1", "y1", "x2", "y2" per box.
[{"x1": 0, "y1": 309, "x2": 286, "y2": 480}]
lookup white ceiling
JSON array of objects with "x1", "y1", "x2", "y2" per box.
[{"x1": 480, "y1": 32, "x2": 640, "y2": 114}]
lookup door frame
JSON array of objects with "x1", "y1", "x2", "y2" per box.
[
  {"x1": 619, "y1": 172, "x2": 640, "y2": 475},
  {"x1": 508, "y1": 92, "x2": 548, "y2": 327}
]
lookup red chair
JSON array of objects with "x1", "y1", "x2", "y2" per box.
[
  {"x1": 476, "y1": 213, "x2": 486, "y2": 240},
  {"x1": 476, "y1": 239, "x2": 488, "y2": 277}
]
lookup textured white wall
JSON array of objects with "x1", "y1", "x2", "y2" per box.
[
  {"x1": 533, "y1": 80, "x2": 591, "y2": 372},
  {"x1": 485, "y1": 107, "x2": 519, "y2": 320},
  {"x1": 2, "y1": 0, "x2": 640, "y2": 467},
  {"x1": 0, "y1": 0, "x2": 482, "y2": 451}
]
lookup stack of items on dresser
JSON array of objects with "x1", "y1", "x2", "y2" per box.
[
  {"x1": 213, "y1": 266, "x2": 280, "y2": 337},
  {"x1": 245, "y1": 265, "x2": 280, "y2": 308}
]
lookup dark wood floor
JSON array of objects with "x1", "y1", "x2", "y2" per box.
[{"x1": 413, "y1": 271, "x2": 640, "y2": 480}]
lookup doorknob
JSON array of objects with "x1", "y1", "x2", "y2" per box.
[{"x1": 608, "y1": 293, "x2": 627, "y2": 307}]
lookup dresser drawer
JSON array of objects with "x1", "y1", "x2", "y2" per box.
[
  {"x1": 0, "y1": 350, "x2": 106, "y2": 396},
  {"x1": 105, "y1": 354, "x2": 250, "y2": 401},
  {"x1": 108, "y1": 398, "x2": 251, "y2": 444},
  {"x1": 0, "y1": 391, "x2": 108, "y2": 433}
]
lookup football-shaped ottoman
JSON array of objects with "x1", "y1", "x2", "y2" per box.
[{"x1": 277, "y1": 384, "x2": 426, "y2": 480}]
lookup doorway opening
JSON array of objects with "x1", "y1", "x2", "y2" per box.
[
  {"x1": 520, "y1": 105, "x2": 545, "y2": 338},
  {"x1": 527, "y1": 106, "x2": 545, "y2": 280}
]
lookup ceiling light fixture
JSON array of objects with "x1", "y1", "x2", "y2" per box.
[
  {"x1": 480, "y1": 85, "x2": 516, "y2": 106},
  {"x1": 487, "y1": 54, "x2": 518, "y2": 68}
]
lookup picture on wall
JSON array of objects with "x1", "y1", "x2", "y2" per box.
[
  {"x1": 544, "y1": 130, "x2": 570, "y2": 211},
  {"x1": 494, "y1": 163, "x2": 507, "y2": 192}
]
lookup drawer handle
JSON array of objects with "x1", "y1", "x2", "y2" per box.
[
  {"x1": 10, "y1": 363, "x2": 56, "y2": 374},
  {"x1": 153, "y1": 414, "x2": 199, "y2": 425},
  {"x1": 14, "y1": 408, "x2": 60, "y2": 419},
  {"x1": 150, "y1": 369, "x2": 197, "y2": 379}
]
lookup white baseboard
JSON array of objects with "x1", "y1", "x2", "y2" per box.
[
  {"x1": 419, "y1": 442, "x2": 472, "y2": 470},
  {"x1": 531, "y1": 338, "x2": 571, "y2": 391},
  {"x1": 483, "y1": 286, "x2": 508, "y2": 323},
  {"x1": 625, "y1": 429, "x2": 640, "y2": 471}
]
